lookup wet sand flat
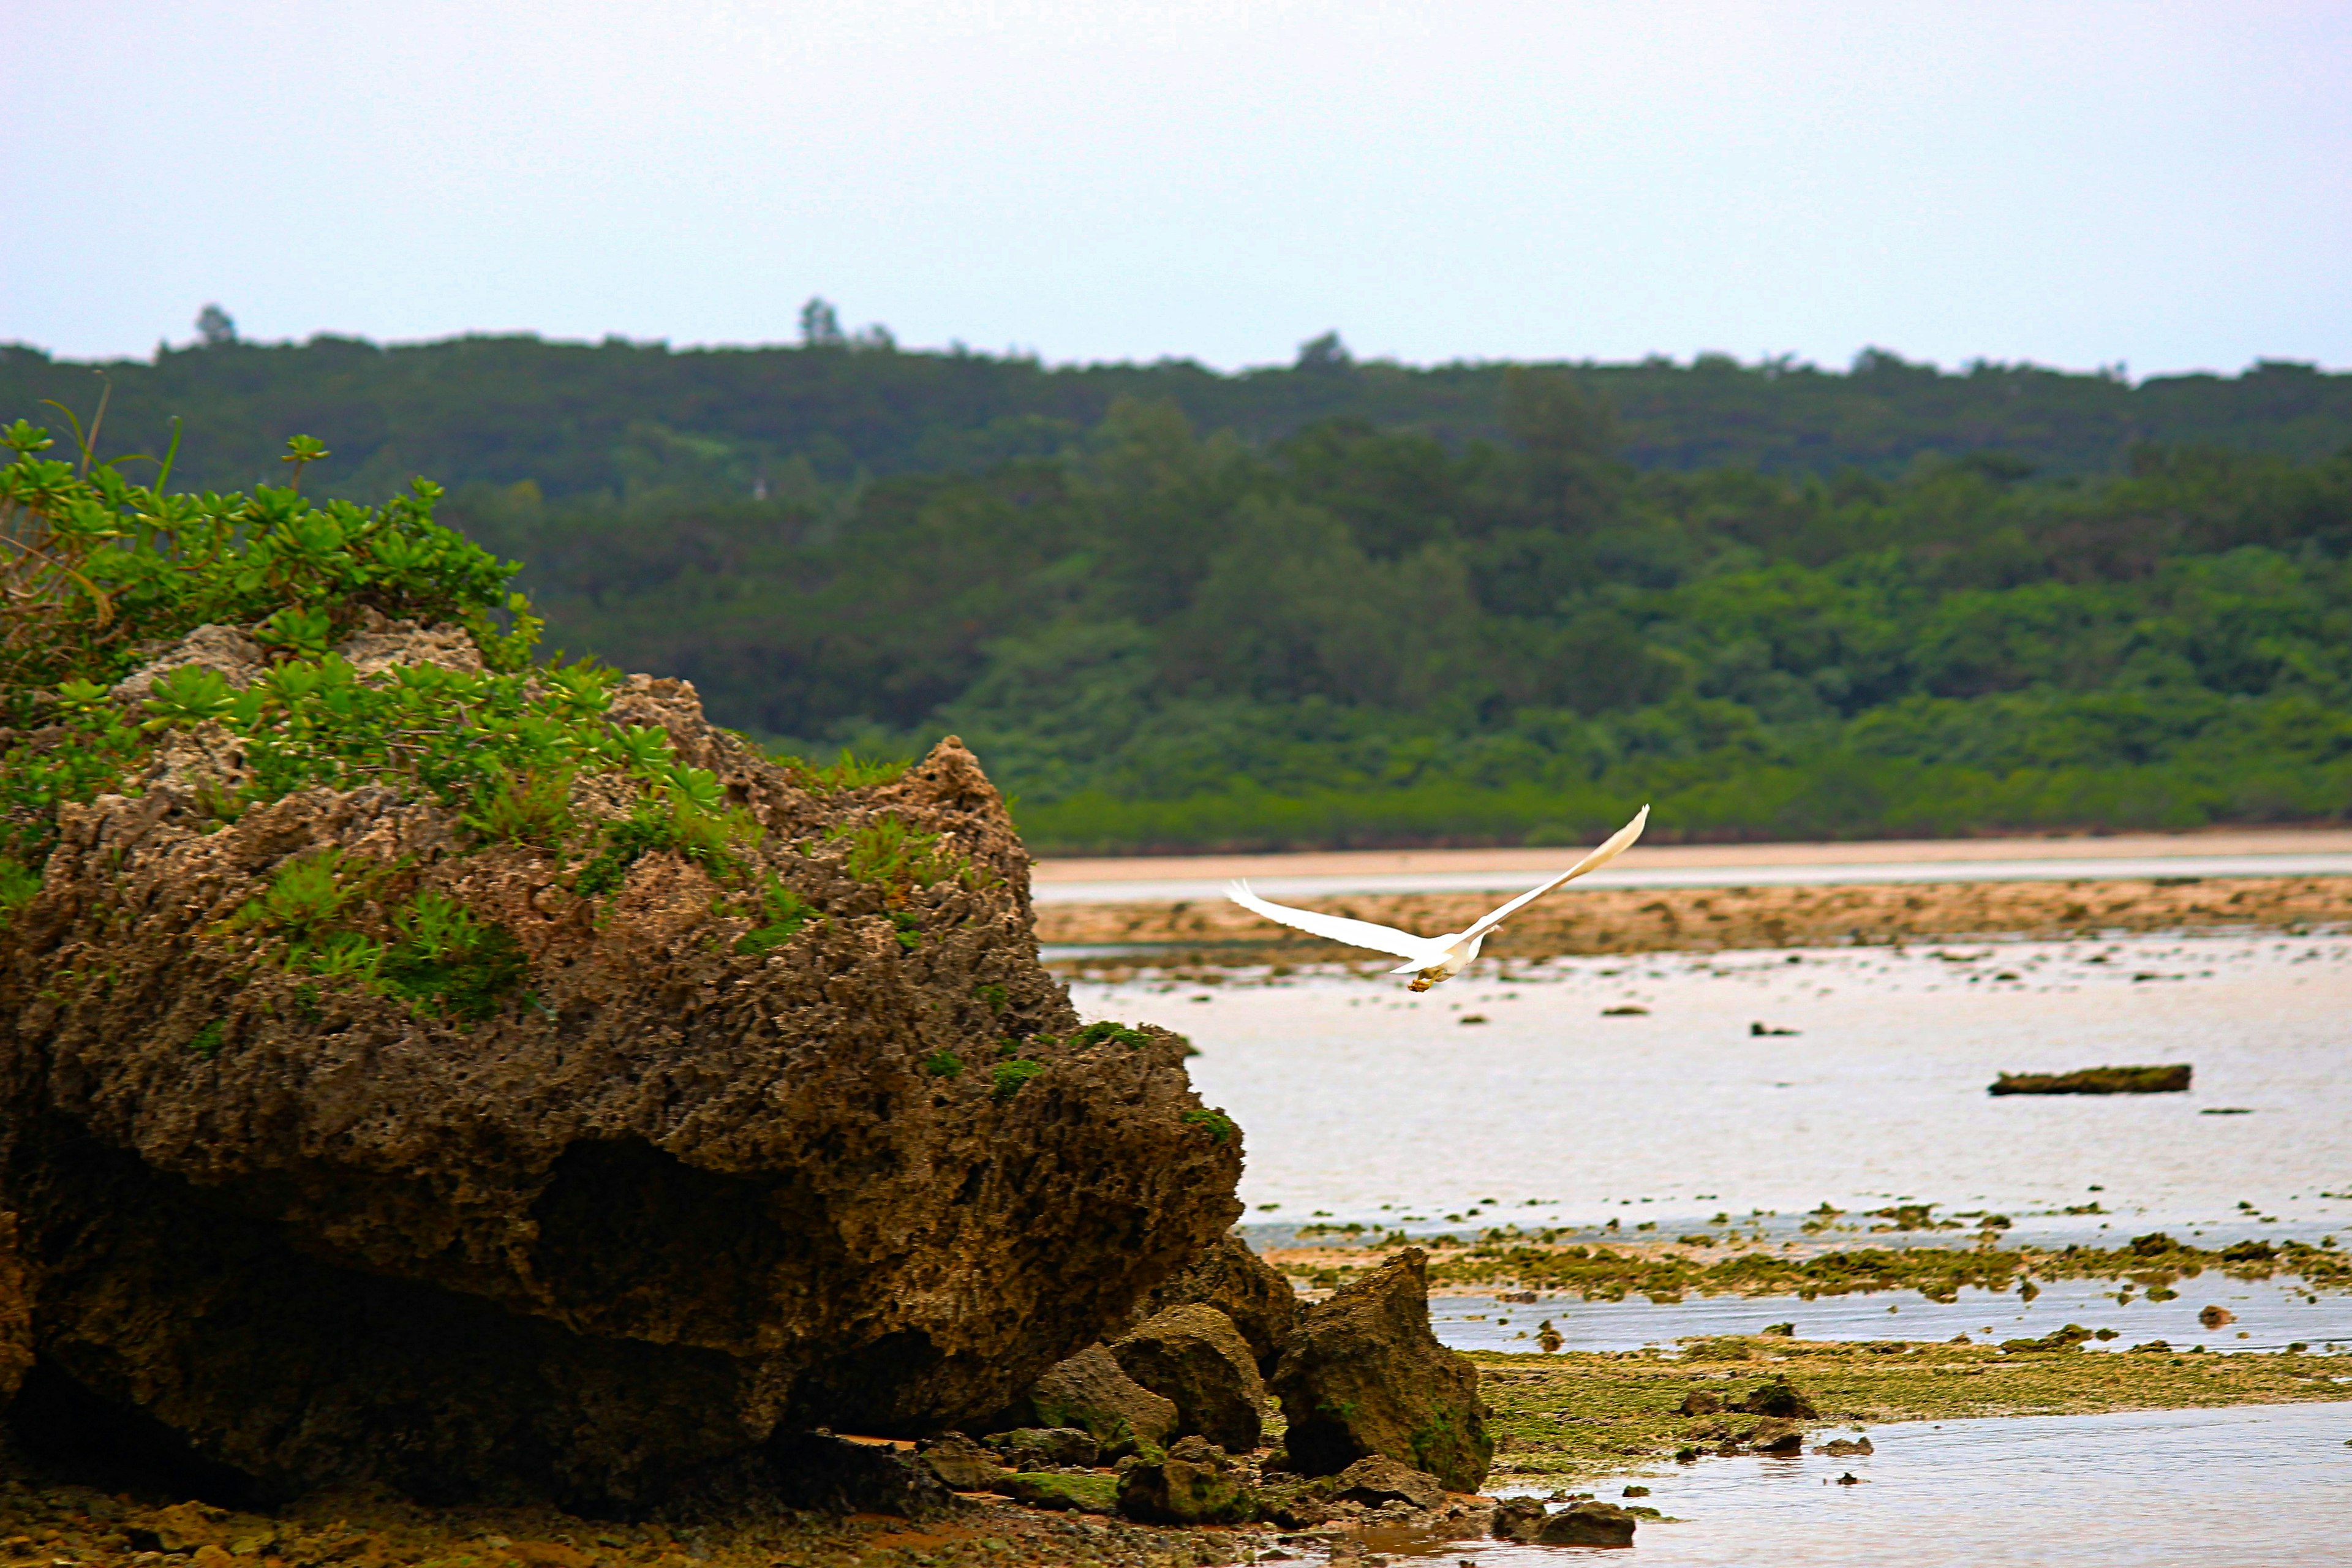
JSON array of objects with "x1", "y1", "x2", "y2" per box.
[{"x1": 1041, "y1": 872, "x2": 2351, "y2": 956}]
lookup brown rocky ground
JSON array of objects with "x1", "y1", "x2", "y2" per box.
[{"x1": 1037, "y1": 873, "x2": 2351, "y2": 963}]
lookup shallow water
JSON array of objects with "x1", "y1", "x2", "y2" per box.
[
  {"x1": 1365, "y1": 1401, "x2": 2352, "y2": 1566},
  {"x1": 1425, "y1": 1279, "x2": 2352, "y2": 1355},
  {"x1": 1073, "y1": 933, "x2": 2352, "y2": 1240}
]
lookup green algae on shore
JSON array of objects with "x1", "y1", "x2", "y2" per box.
[
  {"x1": 1359, "y1": 1232, "x2": 2352, "y2": 1302},
  {"x1": 1990, "y1": 1065, "x2": 2193, "y2": 1095},
  {"x1": 1476, "y1": 1336, "x2": 2352, "y2": 1482}
]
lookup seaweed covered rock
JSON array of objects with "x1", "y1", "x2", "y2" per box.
[
  {"x1": 1110, "y1": 1304, "x2": 1265, "y2": 1452},
  {"x1": 1017, "y1": 1343, "x2": 1179, "y2": 1458},
  {"x1": 1114, "y1": 1436, "x2": 1254, "y2": 1526},
  {"x1": 0, "y1": 602, "x2": 1241, "y2": 1510},
  {"x1": 1126, "y1": 1231, "x2": 1299, "y2": 1373},
  {"x1": 1267, "y1": 1249, "x2": 1492, "y2": 1491}
]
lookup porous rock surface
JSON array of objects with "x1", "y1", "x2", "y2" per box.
[
  {"x1": 1110, "y1": 1304, "x2": 1264, "y2": 1452},
  {"x1": 1126, "y1": 1231, "x2": 1298, "y2": 1373},
  {"x1": 0, "y1": 631, "x2": 1242, "y2": 1509},
  {"x1": 1267, "y1": 1248, "x2": 1492, "y2": 1491}
]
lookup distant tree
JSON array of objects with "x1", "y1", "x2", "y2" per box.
[
  {"x1": 1295, "y1": 331, "x2": 1352, "y2": 373},
  {"x1": 1499, "y1": 366, "x2": 1616, "y2": 462},
  {"x1": 799, "y1": 298, "x2": 846, "y2": 349},
  {"x1": 195, "y1": 304, "x2": 237, "y2": 347},
  {"x1": 851, "y1": 322, "x2": 897, "y2": 352}
]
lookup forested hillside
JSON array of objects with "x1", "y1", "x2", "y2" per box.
[
  {"x1": 438, "y1": 377, "x2": 2352, "y2": 852},
  {"x1": 4, "y1": 325, "x2": 2348, "y2": 499}
]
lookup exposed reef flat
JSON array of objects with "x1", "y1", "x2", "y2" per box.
[
  {"x1": 1474, "y1": 1336, "x2": 2352, "y2": 1483},
  {"x1": 1036, "y1": 873, "x2": 2351, "y2": 960}
]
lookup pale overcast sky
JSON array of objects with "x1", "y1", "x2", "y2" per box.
[{"x1": 6, "y1": 1, "x2": 2347, "y2": 374}]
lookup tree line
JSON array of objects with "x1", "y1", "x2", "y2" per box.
[{"x1": 438, "y1": 375, "x2": 2352, "y2": 851}]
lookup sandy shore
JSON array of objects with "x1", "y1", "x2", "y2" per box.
[
  {"x1": 1036, "y1": 873, "x2": 2351, "y2": 959},
  {"x1": 1033, "y1": 827, "x2": 2352, "y2": 886}
]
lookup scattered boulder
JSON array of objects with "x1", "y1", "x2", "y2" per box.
[
  {"x1": 1676, "y1": 1388, "x2": 1724, "y2": 1415},
  {"x1": 1747, "y1": 1419, "x2": 1805, "y2": 1453},
  {"x1": 1000, "y1": 1472, "x2": 1120, "y2": 1513},
  {"x1": 2199, "y1": 1305, "x2": 2237, "y2": 1329},
  {"x1": 1815, "y1": 1436, "x2": 1874, "y2": 1457},
  {"x1": 1, "y1": 645, "x2": 1245, "y2": 1512},
  {"x1": 1490, "y1": 1497, "x2": 1548, "y2": 1541},
  {"x1": 1735, "y1": 1379, "x2": 1819, "y2": 1419},
  {"x1": 1536, "y1": 1501, "x2": 1637, "y2": 1546},
  {"x1": 1115, "y1": 1436, "x2": 1256, "y2": 1525},
  {"x1": 1111, "y1": 1303, "x2": 1265, "y2": 1452},
  {"x1": 1989, "y1": 1065, "x2": 2190, "y2": 1095},
  {"x1": 1267, "y1": 1249, "x2": 1493, "y2": 1491},
  {"x1": 1022, "y1": 1343, "x2": 1179, "y2": 1458},
  {"x1": 914, "y1": 1433, "x2": 1006, "y2": 1491},
  {"x1": 987, "y1": 1427, "x2": 1099, "y2": 1469},
  {"x1": 1128, "y1": 1231, "x2": 1300, "y2": 1372},
  {"x1": 2001, "y1": 1324, "x2": 2095, "y2": 1353},
  {"x1": 1323, "y1": 1455, "x2": 1444, "y2": 1511}
]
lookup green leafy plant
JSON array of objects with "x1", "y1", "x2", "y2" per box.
[
  {"x1": 830, "y1": 813, "x2": 962, "y2": 897},
  {"x1": 1182, "y1": 1108, "x2": 1238, "y2": 1144},
  {"x1": 923, "y1": 1049, "x2": 964, "y2": 1078},
  {"x1": 187, "y1": 1019, "x2": 225, "y2": 1058},
  {"x1": 0, "y1": 417, "x2": 522, "y2": 725},
  {"x1": 376, "y1": 890, "x2": 528, "y2": 1022},
  {"x1": 1076, "y1": 1019, "x2": 1152, "y2": 1049},
  {"x1": 0, "y1": 858, "x2": 40, "y2": 929},
  {"x1": 230, "y1": 851, "x2": 365, "y2": 943},
  {"x1": 992, "y1": 1058, "x2": 1046, "y2": 1099},
  {"x1": 734, "y1": 872, "x2": 815, "y2": 954},
  {"x1": 785, "y1": 749, "x2": 909, "y2": 792},
  {"x1": 463, "y1": 766, "x2": 576, "y2": 848}
]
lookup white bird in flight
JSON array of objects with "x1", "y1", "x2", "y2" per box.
[{"x1": 1226, "y1": 807, "x2": 1650, "y2": 991}]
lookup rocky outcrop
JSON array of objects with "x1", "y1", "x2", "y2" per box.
[
  {"x1": 1126, "y1": 1232, "x2": 1298, "y2": 1372},
  {"x1": 0, "y1": 635, "x2": 1243, "y2": 1510},
  {"x1": 1110, "y1": 1305, "x2": 1264, "y2": 1452},
  {"x1": 0, "y1": 1212, "x2": 28, "y2": 1406},
  {"x1": 987, "y1": 1427, "x2": 1099, "y2": 1469},
  {"x1": 1017, "y1": 1344, "x2": 1179, "y2": 1458},
  {"x1": 1491, "y1": 1496, "x2": 1548, "y2": 1541},
  {"x1": 1114, "y1": 1436, "x2": 1254, "y2": 1525},
  {"x1": 1537, "y1": 1501, "x2": 1637, "y2": 1546},
  {"x1": 1267, "y1": 1250, "x2": 1492, "y2": 1491}
]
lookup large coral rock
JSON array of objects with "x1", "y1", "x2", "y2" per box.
[
  {"x1": 0, "y1": 1212, "x2": 29, "y2": 1406},
  {"x1": 1110, "y1": 1304, "x2": 1264, "y2": 1452},
  {"x1": 1267, "y1": 1249, "x2": 1492, "y2": 1491},
  {"x1": 0, "y1": 650, "x2": 1242, "y2": 1510},
  {"x1": 1127, "y1": 1231, "x2": 1298, "y2": 1373}
]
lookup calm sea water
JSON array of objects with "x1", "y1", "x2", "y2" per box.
[
  {"x1": 1073, "y1": 933, "x2": 2352, "y2": 1247},
  {"x1": 1383, "y1": 1401, "x2": 2352, "y2": 1567}
]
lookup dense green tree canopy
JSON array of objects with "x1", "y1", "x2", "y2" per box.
[{"x1": 434, "y1": 389, "x2": 2352, "y2": 851}]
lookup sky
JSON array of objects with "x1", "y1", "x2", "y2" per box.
[{"x1": 5, "y1": 1, "x2": 2349, "y2": 376}]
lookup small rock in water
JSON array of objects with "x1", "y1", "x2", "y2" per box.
[
  {"x1": 1622, "y1": 1484, "x2": 1650, "y2": 1497},
  {"x1": 1761, "y1": 1321, "x2": 1795, "y2": 1336},
  {"x1": 1749, "y1": 1022, "x2": 1800, "y2": 1036},
  {"x1": 1837, "y1": 1471, "x2": 1866, "y2": 1485},
  {"x1": 1602, "y1": 1005, "x2": 1649, "y2": 1016},
  {"x1": 1815, "y1": 1436, "x2": 1874, "y2": 1457},
  {"x1": 1536, "y1": 1501, "x2": 1638, "y2": 1546},
  {"x1": 1458, "y1": 1014, "x2": 1489, "y2": 1025},
  {"x1": 1748, "y1": 1419, "x2": 1806, "y2": 1453},
  {"x1": 2199, "y1": 1305, "x2": 2237, "y2": 1329},
  {"x1": 1490, "y1": 1498, "x2": 1549, "y2": 1541}
]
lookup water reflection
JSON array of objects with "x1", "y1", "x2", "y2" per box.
[{"x1": 1353, "y1": 1401, "x2": 2352, "y2": 1565}]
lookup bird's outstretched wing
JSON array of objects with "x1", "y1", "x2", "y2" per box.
[
  {"x1": 1460, "y1": 805, "x2": 1650, "y2": 943},
  {"x1": 1226, "y1": 882, "x2": 1442, "y2": 960}
]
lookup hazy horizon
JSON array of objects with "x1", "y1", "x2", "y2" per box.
[{"x1": 9, "y1": 2, "x2": 2349, "y2": 376}]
